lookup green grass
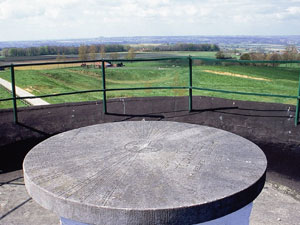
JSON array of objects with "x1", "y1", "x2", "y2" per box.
[
  {"x1": 143, "y1": 51, "x2": 217, "y2": 59},
  {"x1": 192, "y1": 65, "x2": 299, "y2": 104},
  {"x1": 279, "y1": 63, "x2": 300, "y2": 69},
  {"x1": 0, "y1": 60, "x2": 299, "y2": 109},
  {"x1": 0, "y1": 86, "x2": 27, "y2": 109}
]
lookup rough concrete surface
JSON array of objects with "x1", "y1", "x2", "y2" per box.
[
  {"x1": 23, "y1": 122, "x2": 266, "y2": 225},
  {"x1": 0, "y1": 97, "x2": 299, "y2": 224},
  {"x1": 1, "y1": 170, "x2": 299, "y2": 225}
]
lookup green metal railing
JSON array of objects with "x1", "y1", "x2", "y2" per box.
[{"x1": 0, "y1": 56, "x2": 299, "y2": 126}]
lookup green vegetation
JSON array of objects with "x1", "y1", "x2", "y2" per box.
[
  {"x1": 192, "y1": 64, "x2": 299, "y2": 104},
  {"x1": 150, "y1": 51, "x2": 218, "y2": 58},
  {"x1": 240, "y1": 45, "x2": 300, "y2": 62},
  {"x1": 0, "y1": 59, "x2": 299, "y2": 109},
  {"x1": 1, "y1": 43, "x2": 219, "y2": 58},
  {"x1": 0, "y1": 86, "x2": 27, "y2": 108}
]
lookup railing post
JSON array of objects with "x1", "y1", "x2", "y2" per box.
[
  {"x1": 295, "y1": 70, "x2": 300, "y2": 126},
  {"x1": 101, "y1": 60, "x2": 107, "y2": 114},
  {"x1": 188, "y1": 56, "x2": 193, "y2": 112},
  {"x1": 10, "y1": 64, "x2": 18, "y2": 123}
]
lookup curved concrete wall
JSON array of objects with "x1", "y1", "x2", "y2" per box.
[{"x1": 0, "y1": 96, "x2": 299, "y2": 190}]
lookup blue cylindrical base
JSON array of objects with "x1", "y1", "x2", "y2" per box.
[{"x1": 60, "y1": 203, "x2": 253, "y2": 225}]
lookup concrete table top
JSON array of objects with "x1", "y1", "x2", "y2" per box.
[{"x1": 23, "y1": 121, "x2": 267, "y2": 225}]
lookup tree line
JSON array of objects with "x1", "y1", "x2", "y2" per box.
[
  {"x1": 1, "y1": 44, "x2": 128, "y2": 57},
  {"x1": 151, "y1": 43, "x2": 220, "y2": 52},
  {"x1": 214, "y1": 46, "x2": 300, "y2": 66},
  {"x1": 1, "y1": 43, "x2": 220, "y2": 57},
  {"x1": 239, "y1": 46, "x2": 300, "y2": 62}
]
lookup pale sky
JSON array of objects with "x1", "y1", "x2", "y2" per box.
[{"x1": 0, "y1": 0, "x2": 300, "y2": 41}]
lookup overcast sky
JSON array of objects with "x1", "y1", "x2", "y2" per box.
[{"x1": 0, "y1": 0, "x2": 300, "y2": 41}]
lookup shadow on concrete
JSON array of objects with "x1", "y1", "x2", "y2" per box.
[
  {"x1": 189, "y1": 107, "x2": 293, "y2": 119},
  {"x1": 106, "y1": 112, "x2": 165, "y2": 121},
  {"x1": 17, "y1": 122, "x2": 52, "y2": 136},
  {"x1": 0, "y1": 140, "x2": 46, "y2": 174},
  {"x1": 0, "y1": 176, "x2": 24, "y2": 187},
  {"x1": 205, "y1": 109, "x2": 293, "y2": 118},
  {"x1": 0, "y1": 96, "x2": 299, "y2": 191},
  {"x1": 0, "y1": 198, "x2": 32, "y2": 221}
]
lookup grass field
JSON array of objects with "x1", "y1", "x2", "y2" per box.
[
  {"x1": 14, "y1": 63, "x2": 85, "y2": 71},
  {"x1": 0, "y1": 85, "x2": 27, "y2": 108},
  {"x1": 0, "y1": 58, "x2": 299, "y2": 109},
  {"x1": 140, "y1": 51, "x2": 219, "y2": 58}
]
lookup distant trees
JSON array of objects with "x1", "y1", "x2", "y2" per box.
[
  {"x1": 2, "y1": 43, "x2": 221, "y2": 58},
  {"x1": 126, "y1": 48, "x2": 136, "y2": 60},
  {"x1": 5, "y1": 43, "x2": 299, "y2": 65},
  {"x1": 249, "y1": 53, "x2": 265, "y2": 61},
  {"x1": 2, "y1": 45, "x2": 79, "y2": 57},
  {"x1": 240, "y1": 53, "x2": 251, "y2": 60},
  {"x1": 1, "y1": 49, "x2": 9, "y2": 57},
  {"x1": 56, "y1": 53, "x2": 66, "y2": 62},
  {"x1": 1, "y1": 44, "x2": 127, "y2": 58},
  {"x1": 239, "y1": 45, "x2": 299, "y2": 64},
  {"x1": 152, "y1": 43, "x2": 220, "y2": 52},
  {"x1": 105, "y1": 44, "x2": 126, "y2": 52},
  {"x1": 282, "y1": 45, "x2": 298, "y2": 61},
  {"x1": 238, "y1": 46, "x2": 300, "y2": 67},
  {"x1": 89, "y1": 45, "x2": 97, "y2": 60},
  {"x1": 215, "y1": 51, "x2": 233, "y2": 59},
  {"x1": 56, "y1": 53, "x2": 62, "y2": 61},
  {"x1": 110, "y1": 52, "x2": 120, "y2": 60},
  {"x1": 265, "y1": 53, "x2": 281, "y2": 67},
  {"x1": 215, "y1": 51, "x2": 225, "y2": 59},
  {"x1": 78, "y1": 45, "x2": 88, "y2": 61},
  {"x1": 100, "y1": 45, "x2": 106, "y2": 59}
]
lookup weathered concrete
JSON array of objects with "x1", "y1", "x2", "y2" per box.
[
  {"x1": 1, "y1": 96, "x2": 298, "y2": 194},
  {"x1": 1, "y1": 171, "x2": 299, "y2": 225},
  {"x1": 23, "y1": 121, "x2": 267, "y2": 225},
  {"x1": 0, "y1": 96, "x2": 299, "y2": 224},
  {"x1": 0, "y1": 170, "x2": 59, "y2": 225}
]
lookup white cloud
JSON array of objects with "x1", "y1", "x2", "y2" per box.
[
  {"x1": 287, "y1": 6, "x2": 300, "y2": 14},
  {"x1": 0, "y1": 0, "x2": 299, "y2": 41}
]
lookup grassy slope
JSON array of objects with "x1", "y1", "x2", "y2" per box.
[
  {"x1": 192, "y1": 65, "x2": 298, "y2": 104},
  {"x1": 0, "y1": 60, "x2": 299, "y2": 109},
  {"x1": 0, "y1": 86, "x2": 27, "y2": 109}
]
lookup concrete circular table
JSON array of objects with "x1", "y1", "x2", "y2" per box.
[{"x1": 23, "y1": 121, "x2": 267, "y2": 225}]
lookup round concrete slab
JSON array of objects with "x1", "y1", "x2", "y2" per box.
[{"x1": 23, "y1": 121, "x2": 267, "y2": 225}]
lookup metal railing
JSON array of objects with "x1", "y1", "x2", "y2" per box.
[{"x1": 0, "y1": 56, "x2": 299, "y2": 126}]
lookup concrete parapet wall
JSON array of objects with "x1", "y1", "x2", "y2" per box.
[{"x1": 0, "y1": 96, "x2": 299, "y2": 191}]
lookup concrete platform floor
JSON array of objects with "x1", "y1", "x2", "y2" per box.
[{"x1": 1, "y1": 170, "x2": 300, "y2": 225}]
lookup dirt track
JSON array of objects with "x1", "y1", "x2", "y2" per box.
[{"x1": 203, "y1": 70, "x2": 271, "y2": 81}]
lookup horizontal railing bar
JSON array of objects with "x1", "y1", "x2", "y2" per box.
[
  {"x1": 105, "y1": 86, "x2": 188, "y2": 91},
  {"x1": 0, "y1": 57, "x2": 187, "y2": 68},
  {"x1": 192, "y1": 87, "x2": 298, "y2": 99},
  {"x1": 108, "y1": 57, "x2": 187, "y2": 62},
  {"x1": 0, "y1": 87, "x2": 188, "y2": 102},
  {"x1": 1, "y1": 57, "x2": 300, "y2": 69},
  {"x1": 15, "y1": 89, "x2": 103, "y2": 100},
  {"x1": 192, "y1": 57, "x2": 300, "y2": 64},
  {"x1": 0, "y1": 86, "x2": 297, "y2": 103},
  {"x1": 0, "y1": 97, "x2": 13, "y2": 102}
]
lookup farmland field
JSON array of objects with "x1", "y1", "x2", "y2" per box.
[
  {"x1": 0, "y1": 59, "x2": 299, "y2": 109},
  {"x1": 139, "y1": 51, "x2": 219, "y2": 58}
]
